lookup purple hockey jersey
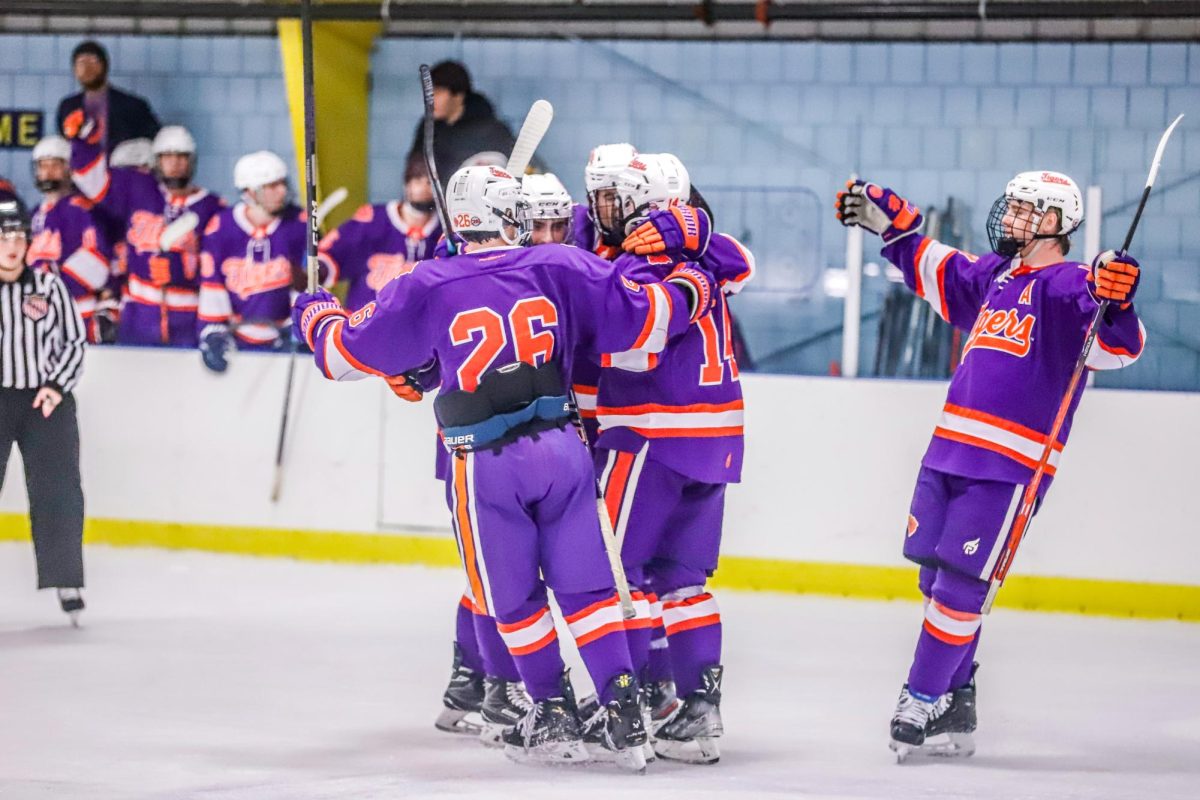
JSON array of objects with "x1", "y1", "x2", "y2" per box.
[
  {"x1": 884, "y1": 234, "x2": 1146, "y2": 487},
  {"x1": 27, "y1": 194, "x2": 112, "y2": 336},
  {"x1": 318, "y1": 201, "x2": 441, "y2": 311},
  {"x1": 70, "y1": 135, "x2": 224, "y2": 345},
  {"x1": 199, "y1": 203, "x2": 322, "y2": 349},
  {"x1": 596, "y1": 252, "x2": 745, "y2": 485},
  {"x1": 307, "y1": 244, "x2": 695, "y2": 411}
]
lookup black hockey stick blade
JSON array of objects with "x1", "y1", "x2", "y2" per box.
[{"x1": 419, "y1": 64, "x2": 456, "y2": 255}]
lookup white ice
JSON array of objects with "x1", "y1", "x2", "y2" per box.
[{"x1": 1, "y1": 542, "x2": 1198, "y2": 800}]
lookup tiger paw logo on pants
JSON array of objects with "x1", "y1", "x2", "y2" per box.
[{"x1": 906, "y1": 514, "x2": 919, "y2": 537}]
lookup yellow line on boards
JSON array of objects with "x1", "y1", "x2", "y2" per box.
[{"x1": 1, "y1": 513, "x2": 1196, "y2": 622}]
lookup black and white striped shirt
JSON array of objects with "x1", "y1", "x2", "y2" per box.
[{"x1": 1, "y1": 267, "x2": 86, "y2": 393}]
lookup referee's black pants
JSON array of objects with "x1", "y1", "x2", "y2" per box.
[{"x1": 0, "y1": 388, "x2": 85, "y2": 589}]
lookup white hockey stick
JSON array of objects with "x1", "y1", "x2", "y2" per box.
[
  {"x1": 158, "y1": 210, "x2": 200, "y2": 252},
  {"x1": 314, "y1": 186, "x2": 347, "y2": 227},
  {"x1": 506, "y1": 100, "x2": 554, "y2": 178},
  {"x1": 154, "y1": 211, "x2": 201, "y2": 344}
]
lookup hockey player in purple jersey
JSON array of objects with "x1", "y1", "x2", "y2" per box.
[
  {"x1": 592, "y1": 153, "x2": 747, "y2": 765},
  {"x1": 293, "y1": 164, "x2": 717, "y2": 770},
  {"x1": 26, "y1": 136, "x2": 115, "y2": 344},
  {"x1": 837, "y1": 171, "x2": 1145, "y2": 761},
  {"x1": 521, "y1": 173, "x2": 574, "y2": 246},
  {"x1": 65, "y1": 114, "x2": 224, "y2": 348},
  {"x1": 318, "y1": 153, "x2": 441, "y2": 312},
  {"x1": 198, "y1": 151, "x2": 330, "y2": 371}
]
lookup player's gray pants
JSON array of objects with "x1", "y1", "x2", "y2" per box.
[{"x1": 0, "y1": 388, "x2": 85, "y2": 589}]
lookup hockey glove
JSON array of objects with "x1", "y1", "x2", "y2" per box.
[
  {"x1": 622, "y1": 204, "x2": 713, "y2": 261},
  {"x1": 93, "y1": 297, "x2": 119, "y2": 344},
  {"x1": 1088, "y1": 250, "x2": 1140, "y2": 309},
  {"x1": 665, "y1": 264, "x2": 718, "y2": 323},
  {"x1": 149, "y1": 255, "x2": 172, "y2": 287},
  {"x1": 384, "y1": 374, "x2": 424, "y2": 403},
  {"x1": 836, "y1": 179, "x2": 924, "y2": 244},
  {"x1": 292, "y1": 288, "x2": 348, "y2": 351},
  {"x1": 61, "y1": 110, "x2": 101, "y2": 145},
  {"x1": 199, "y1": 324, "x2": 234, "y2": 374}
]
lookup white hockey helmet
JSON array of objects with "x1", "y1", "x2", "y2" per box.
[
  {"x1": 446, "y1": 165, "x2": 528, "y2": 246},
  {"x1": 110, "y1": 137, "x2": 154, "y2": 170},
  {"x1": 615, "y1": 153, "x2": 690, "y2": 234},
  {"x1": 986, "y1": 170, "x2": 1083, "y2": 256},
  {"x1": 585, "y1": 143, "x2": 638, "y2": 193},
  {"x1": 152, "y1": 125, "x2": 196, "y2": 156},
  {"x1": 234, "y1": 150, "x2": 288, "y2": 191},
  {"x1": 521, "y1": 173, "x2": 573, "y2": 220},
  {"x1": 31, "y1": 135, "x2": 70, "y2": 163}
]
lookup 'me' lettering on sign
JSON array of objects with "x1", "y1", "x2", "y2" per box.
[{"x1": 0, "y1": 110, "x2": 45, "y2": 149}]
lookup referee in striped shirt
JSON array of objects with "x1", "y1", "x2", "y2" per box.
[{"x1": 0, "y1": 197, "x2": 88, "y2": 624}]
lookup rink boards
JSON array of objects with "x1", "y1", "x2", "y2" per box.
[{"x1": 1, "y1": 347, "x2": 1197, "y2": 620}]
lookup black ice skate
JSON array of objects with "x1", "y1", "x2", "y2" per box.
[
  {"x1": 653, "y1": 665, "x2": 723, "y2": 765},
  {"x1": 889, "y1": 683, "x2": 955, "y2": 763},
  {"x1": 434, "y1": 643, "x2": 485, "y2": 736},
  {"x1": 502, "y1": 694, "x2": 589, "y2": 766},
  {"x1": 480, "y1": 676, "x2": 532, "y2": 748},
  {"x1": 578, "y1": 673, "x2": 649, "y2": 773},
  {"x1": 644, "y1": 679, "x2": 683, "y2": 736},
  {"x1": 57, "y1": 588, "x2": 84, "y2": 627},
  {"x1": 921, "y1": 663, "x2": 979, "y2": 759}
]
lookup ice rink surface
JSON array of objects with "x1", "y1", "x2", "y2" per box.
[{"x1": 1, "y1": 542, "x2": 1198, "y2": 800}]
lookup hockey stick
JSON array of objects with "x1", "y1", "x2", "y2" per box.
[
  {"x1": 274, "y1": 0, "x2": 318, "y2": 502},
  {"x1": 301, "y1": 0, "x2": 320, "y2": 293},
  {"x1": 506, "y1": 100, "x2": 554, "y2": 178},
  {"x1": 567, "y1": 389, "x2": 636, "y2": 620},
  {"x1": 154, "y1": 210, "x2": 201, "y2": 344},
  {"x1": 418, "y1": 64, "x2": 456, "y2": 256},
  {"x1": 314, "y1": 186, "x2": 347, "y2": 228},
  {"x1": 981, "y1": 112, "x2": 1184, "y2": 614},
  {"x1": 271, "y1": 342, "x2": 297, "y2": 503}
]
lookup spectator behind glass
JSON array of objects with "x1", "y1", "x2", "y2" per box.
[
  {"x1": 407, "y1": 60, "x2": 517, "y2": 186},
  {"x1": 55, "y1": 40, "x2": 160, "y2": 155}
]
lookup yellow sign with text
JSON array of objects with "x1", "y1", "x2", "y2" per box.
[{"x1": 0, "y1": 110, "x2": 45, "y2": 149}]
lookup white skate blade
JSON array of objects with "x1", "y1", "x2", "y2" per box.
[
  {"x1": 67, "y1": 611, "x2": 82, "y2": 628},
  {"x1": 434, "y1": 707, "x2": 483, "y2": 736},
  {"x1": 581, "y1": 742, "x2": 649, "y2": 773},
  {"x1": 504, "y1": 739, "x2": 590, "y2": 766},
  {"x1": 891, "y1": 731, "x2": 975, "y2": 763},
  {"x1": 653, "y1": 735, "x2": 720, "y2": 765},
  {"x1": 642, "y1": 741, "x2": 657, "y2": 764},
  {"x1": 479, "y1": 722, "x2": 507, "y2": 749}
]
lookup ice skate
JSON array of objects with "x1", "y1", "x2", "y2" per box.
[
  {"x1": 434, "y1": 643, "x2": 485, "y2": 736},
  {"x1": 653, "y1": 665, "x2": 723, "y2": 765},
  {"x1": 57, "y1": 588, "x2": 84, "y2": 628},
  {"x1": 889, "y1": 683, "x2": 953, "y2": 763},
  {"x1": 644, "y1": 679, "x2": 683, "y2": 736},
  {"x1": 480, "y1": 676, "x2": 531, "y2": 748},
  {"x1": 502, "y1": 696, "x2": 589, "y2": 766},
  {"x1": 577, "y1": 674, "x2": 649, "y2": 773},
  {"x1": 918, "y1": 664, "x2": 979, "y2": 759}
]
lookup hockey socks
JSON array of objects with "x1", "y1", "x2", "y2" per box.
[
  {"x1": 559, "y1": 588, "x2": 636, "y2": 705},
  {"x1": 644, "y1": 592, "x2": 674, "y2": 684},
  {"x1": 455, "y1": 593, "x2": 486, "y2": 674},
  {"x1": 662, "y1": 588, "x2": 722, "y2": 698},
  {"x1": 907, "y1": 599, "x2": 982, "y2": 699},
  {"x1": 496, "y1": 601, "x2": 565, "y2": 702},
  {"x1": 472, "y1": 604, "x2": 521, "y2": 682},
  {"x1": 623, "y1": 589, "x2": 654, "y2": 681}
]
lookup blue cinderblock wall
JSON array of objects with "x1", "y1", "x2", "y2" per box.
[{"x1": 1, "y1": 34, "x2": 1195, "y2": 389}]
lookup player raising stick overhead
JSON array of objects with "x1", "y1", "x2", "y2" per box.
[
  {"x1": 837, "y1": 170, "x2": 1145, "y2": 761},
  {"x1": 293, "y1": 164, "x2": 717, "y2": 771}
]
